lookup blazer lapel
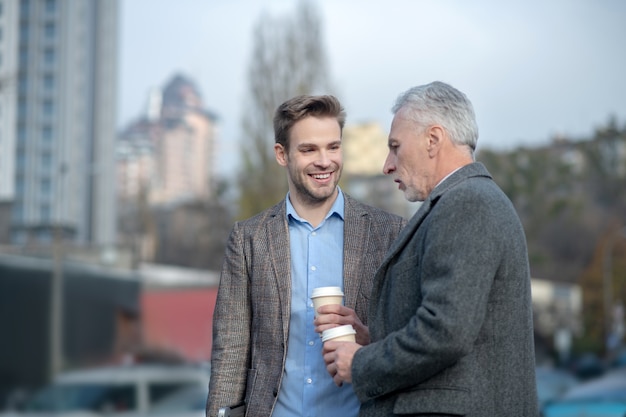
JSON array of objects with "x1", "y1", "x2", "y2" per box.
[
  {"x1": 342, "y1": 196, "x2": 370, "y2": 310},
  {"x1": 264, "y1": 201, "x2": 292, "y2": 341}
]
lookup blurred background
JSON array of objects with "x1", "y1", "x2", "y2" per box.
[{"x1": 0, "y1": 0, "x2": 625, "y2": 415}]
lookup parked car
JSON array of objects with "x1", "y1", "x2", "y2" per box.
[
  {"x1": 542, "y1": 367, "x2": 626, "y2": 417},
  {"x1": 0, "y1": 363, "x2": 210, "y2": 416},
  {"x1": 149, "y1": 384, "x2": 207, "y2": 416},
  {"x1": 535, "y1": 366, "x2": 579, "y2": 409}
]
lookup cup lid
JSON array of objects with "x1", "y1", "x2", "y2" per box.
[
  {"x1": 311, "y1": 286, "x2": 344, "y2": 298},
  {"x1": 322, "y1": 324, "x2": 356, "y2": 342}
]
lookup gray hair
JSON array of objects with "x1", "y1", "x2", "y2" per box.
[{"x1": 392, "y1": 81, "x2": 479, "y2": 152}]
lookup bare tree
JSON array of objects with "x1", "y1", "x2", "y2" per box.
[{"x1": 236, "y1": 0, "x2": 334, "y2": 219}]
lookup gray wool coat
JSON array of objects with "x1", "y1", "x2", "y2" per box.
[
  {"x1": 206, "y1": 194, "x2": 406, "y2": 417},
  {"x1": 352, "y1": 163, "x2": 539, "y2": 417}
]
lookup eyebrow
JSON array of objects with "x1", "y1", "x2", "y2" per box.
[{"x1": 297, "y1": 140, "x2": 342, "y2": 148}]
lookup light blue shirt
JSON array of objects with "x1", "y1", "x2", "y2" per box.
[{"x1": 272, "y1": 189, "x2": 360, "y2": 417}]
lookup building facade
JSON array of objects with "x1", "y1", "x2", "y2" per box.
[
  {"x1": 342, "y1": 122, "x2": 416, "y2": 218},
  {"x1": 117, "y1": 74, "x2": 217, "y2": 206},
  {"x1": 0, "y1": 0, "x2": 118, "y2": 248}
]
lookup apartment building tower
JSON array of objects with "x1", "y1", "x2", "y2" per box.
[
  {"x1": 117, "y1": 74, "x2": 217, "y2": 206},
  {"x1": 0, "y1": 0, "x2": 118, "y2": 247}
]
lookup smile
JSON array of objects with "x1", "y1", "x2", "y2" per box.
[{"x1": 311, "y1": 173, "x2": 331, "y2": 179}]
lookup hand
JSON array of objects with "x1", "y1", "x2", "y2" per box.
[
  {"x1": 314, "y1": 304, "x2": 370, "y2": 345},
  {"x1": 323, "y1": 340, "x2": 361, "y2": 386}
]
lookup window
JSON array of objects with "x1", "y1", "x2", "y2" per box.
[
  {"x1": 20, "y1": 22, "x2": 29, "y2": 43},
  {"x1": 19, "y1": 47, "x2": 28, "y2": 66},
  {"x1": 43, "y1": 48, "x2": 54, "y2": 65},
  {"x1": 41, "y1": 152, "x2": 52, "y2": 170},
  {"x1": 41, "y1": 204, "x2": 51, "y2": 222},
  {"x1": 15, "y1": 175, "x2": 25, "y2": 194},
  {"x1": 42, "y1": 99, "x2": 53, "y2": 116},
  {"x1": 148, "y1": 383, "x2": 195, "y2": 405},
  {"x1": 18, "y1": 99, "x2": 27, "y2": 119},
  {"x1": 19, "y1": 75, "x2": 28, "y2": 94},
  {"x1": 45, "y1": 0, "x2": 56, "y2": 14},
  {"x1": 18, "y1": 126, "x2": 27, "y2": 143},
  {"x1": 40, "y1": 178, "x2": 51, "y2": 195},
  {"x1": 12, "y1": 204, "x2": 24, "y2": 225},
  {"x1": 44, "y1": 22, "x2": 55, "y2": 39},
  {"x1": 24, "y1": 384, "x2": 137, "y2": 412},
  {"x1": 43, "y1": 74, "x2": 54, "y2": 90},
  {"x1": 20, "y1": 0, "x2": 30, "y2": 17},
  {"x1": 42, "y1": 126, "x2": 53, "y2": 142}
]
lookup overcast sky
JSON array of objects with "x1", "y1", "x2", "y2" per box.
[{"x1": 119, "y1": 0, "x2": 626, "y2": 173}]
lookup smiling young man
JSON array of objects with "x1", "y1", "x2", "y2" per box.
[{"x1": 206, "y1": 95, "x2": 406, "y2": 417}]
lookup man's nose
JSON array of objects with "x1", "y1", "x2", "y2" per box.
[
  {"x1": 316, "y1": 150, "x2": 331, "y2": 166},
  {"x1": 383, "y1": 153, "x2": 395, "y2": 175}
]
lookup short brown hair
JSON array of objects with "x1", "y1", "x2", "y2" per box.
[{"x1": 273, "y1": 95, "x2": 346, "y2": 150}]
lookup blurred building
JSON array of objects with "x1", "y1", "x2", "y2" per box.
[
  {"x1": 117, "y1": 74, "x2": 218, "y2": 206},
  {"x1": 138, "y1": 263, "x2": 220, "y2": 362},
  {"x1": 342, "y1": 122, "x2": 416, "y2": 218},
  {"x1": 0, "y1": 253, "x2": 140, "y2": 406},
  {"x1": 0, "y1": 0, "x2": 118, "y2": 249},
  {"x1": 532, "y1": 277, "x2": 583, "y2": 363}
]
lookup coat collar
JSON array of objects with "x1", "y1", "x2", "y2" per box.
[{"x1": 382, "y1": 162, "x2": 491, "y2": 265}]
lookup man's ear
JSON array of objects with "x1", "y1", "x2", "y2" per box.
[
  {"x1": 275, "y1": 143, "x2": 288, "y2": 166},
  {"x1": 427, "y1": 125, "x2": 445, "y2": 157}
]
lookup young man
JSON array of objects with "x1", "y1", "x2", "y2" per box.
[
  {"x1": 206, "y1": 95, "x2": 406, "y2": 417},
  {"x1": 323, "y1": 82, "x2": 539, "y2": 416}
]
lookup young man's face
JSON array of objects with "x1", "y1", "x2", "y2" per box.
[{"x1": 275, "y1": 116, "x2": 343, "y2": 206}]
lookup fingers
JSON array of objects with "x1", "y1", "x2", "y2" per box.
[
  {"x1": 314, "y1": 305, "x2": 359, "y2": 333},
  {"x1": 322, "y1": 341, "x2": 359, "y2": 386},
  {"x1": 323, "y1": 346, "x2": 344, "y2": 387}
]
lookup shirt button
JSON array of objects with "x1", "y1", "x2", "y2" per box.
[
  {"x1": 306, "y1": 378, "x2": 312, "y2": 384},
  {"x1": 311, "y1": 266, "x2": 316, "y2": 271},
  {"x1": 311, "y1": 231, "x2": 317, "y2": 236},
  {"x1": 308, "y1": 340, "x2": 314, "y2": 346}
]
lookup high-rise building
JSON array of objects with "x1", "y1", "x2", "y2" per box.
[
  {"x1": 117, "y1": 74, "x2": 218, "y2": 206},
  {"x1": 0, "y1": 0, "x2": 118, "y2": 248},
  {"x1": 0, "y1": 1, "x2": 18, "y2": 204}
]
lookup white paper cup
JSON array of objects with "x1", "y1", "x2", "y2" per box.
[
  {"x1": 311, "y1": 286, "x2": 344, "y2": 317},
  {"x1": 322, "y1": 324, "x2": 356, "y2": 343}
]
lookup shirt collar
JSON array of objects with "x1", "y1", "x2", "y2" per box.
[
  {"x1": 286, "y1": 187, "x2": 345, "y2": 223},
  {"x1": 434, "y1": 166, "x2": 463, "y2": 190}
]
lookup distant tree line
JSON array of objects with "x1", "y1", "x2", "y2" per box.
[{"x1": 478, "y1": 116, "x2": 626, "y2": 353}]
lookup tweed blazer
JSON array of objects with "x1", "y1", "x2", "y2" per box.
[
  {"x1": 351, "y1": 163, "x2": 539, "y2": 417},
  {"x1": 207, "y1": 194, "x2": 406, "y2": 417}
]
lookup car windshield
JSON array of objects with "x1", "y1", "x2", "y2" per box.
[
  {"x1": 23, "y1": 383, "x2": 136, "y2": 412},
  {"x1": 563, "y1": 374, "x2": 626, "y2": 402},
  {"x1": 151, "y1": 385, "x2": 207, "y2": 413}
]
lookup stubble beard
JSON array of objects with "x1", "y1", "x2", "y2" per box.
[{"x1": 292, "y1": 166, "x2": 342, "y2": 207}]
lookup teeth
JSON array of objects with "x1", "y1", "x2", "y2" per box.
[{"x1": 312, "y1": 173, "x2": 330, "y2": 179}]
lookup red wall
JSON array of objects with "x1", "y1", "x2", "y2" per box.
[{"x1": 141, "y1": 287, "x2": 218, "y2": 362}]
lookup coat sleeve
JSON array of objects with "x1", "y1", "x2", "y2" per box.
[{"x1": 206, "y1": 222, "x2": 251, "y2": 417}]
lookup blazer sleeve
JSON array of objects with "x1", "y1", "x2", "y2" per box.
[{"x1": 207, "y1": 222, "x2": 251, "y2": 416}]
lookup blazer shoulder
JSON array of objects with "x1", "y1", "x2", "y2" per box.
[
  {"x1": 236, "y1": 200, "x2": 286, "y2": 228},
  {"x1": 344, "y1": 194, "x2": 406, "y2": 225}
]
